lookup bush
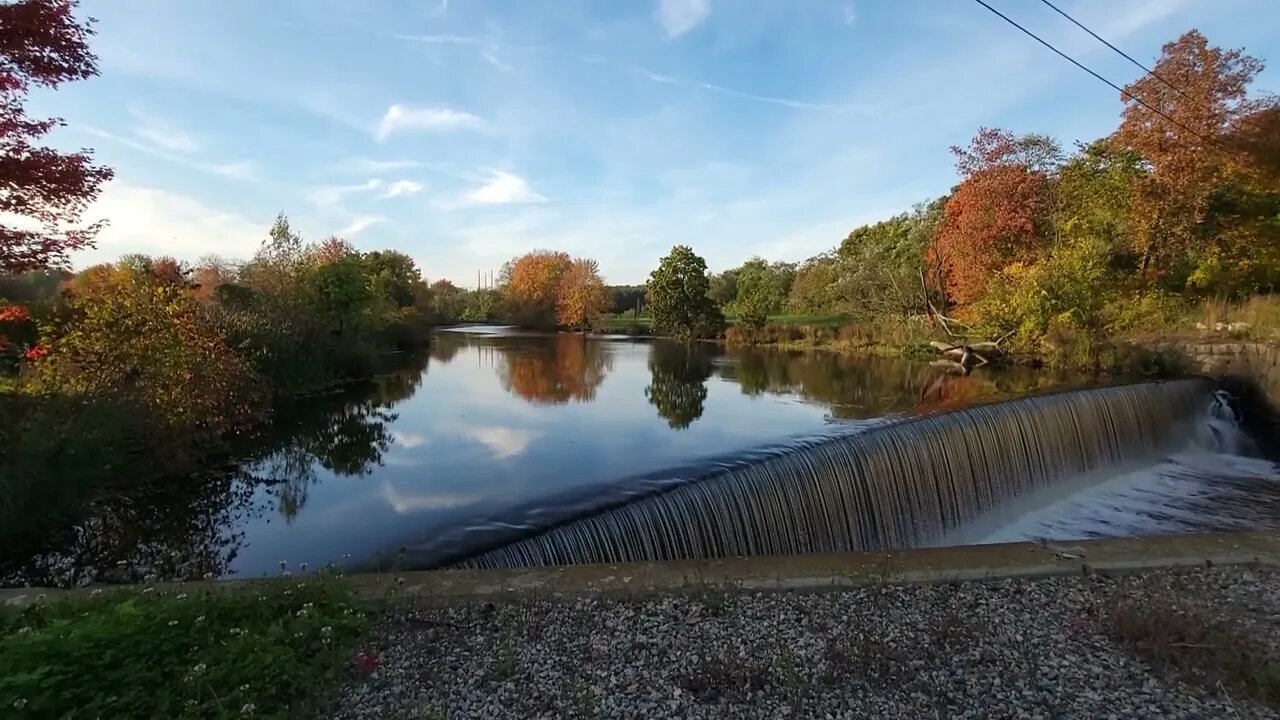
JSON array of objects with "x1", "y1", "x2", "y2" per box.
[{"x1": 0, "y1": 573, "x2": 374, "y2": 718}]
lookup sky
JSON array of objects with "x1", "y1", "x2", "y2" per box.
[{"x1": 29, "y1": 0, "x2": 1280, "y2": 285}]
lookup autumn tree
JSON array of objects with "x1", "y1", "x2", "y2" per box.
[
  {"x1": 645, "y1": 246, "x2": 724, "y2": 339},
  {"x1": 556, "y1": 257, "x2": 610, "y2": 330},
  {"x1": 930, "y1": 128, "x2": 1060, "y2": 306},
  {"x1": 0, "y1": 0, "x2": 113, "y2": 273},
  {"x1": 1112, "y1": 30, "x2": 1276, "y2": 291},
  {"x1": 500, "y1": 250, "x2": 571, "y2": 329},
  {"x1": 499, "y1": 334, "x2": 612, "y2": 404}
]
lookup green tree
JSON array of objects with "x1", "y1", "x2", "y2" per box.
[
  {"x1": 707, "y1": 269, "x2": 739, "y2": 309},
  {"x1": 734, "y1": 258, "x2": 787, "y2": 330},
  {"x1": 645, "y1": 246, "x2": 724, "y2": 339},
  {"x1": 644, "y1": 342, "x2": 715, "y2": 428}
]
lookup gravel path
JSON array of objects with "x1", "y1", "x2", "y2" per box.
[{"x1": 332, "y1": 567, "x2": 1280, "y2": 719}]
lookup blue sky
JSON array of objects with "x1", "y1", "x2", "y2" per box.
[{"x1": 30, "y1": 0, "x2": 1280, "y2": 285}]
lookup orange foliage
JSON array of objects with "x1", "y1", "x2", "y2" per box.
[
  {"x1": 1112, "y1": 30, "x2": 1266, "y2": 277},
  {"x1": 556, "y1": 258, "x2": 610, "y2": 329},
  {"x1": 930, "y1": 128, "x2": 1058, "y2": 306},
  {"x1": 502, "y1": 250, "x2": 609, "y2": 329},
  {"x1": 499, "y1": 334, "x2": 611, "y2": 404},
  {"x1": 314, "y1": 236, "x2": 357, "y2": 265}
]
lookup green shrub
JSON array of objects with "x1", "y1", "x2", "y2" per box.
[{"x1": 0, "y1": 573, "x2": 374, "y2": 719}]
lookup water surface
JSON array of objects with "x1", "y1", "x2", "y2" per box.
[{"x1": 5, "y1": 327, "x2": 1073, "y2": 584}]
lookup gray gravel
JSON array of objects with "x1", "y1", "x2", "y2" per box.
[{"x1": 331, "y1": 567, "x2": 1280, "y2": 719}]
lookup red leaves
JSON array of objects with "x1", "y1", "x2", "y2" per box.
[
  {"x1": 22, "y1": 342, "x2": 47, "y2": 361},
  {"x1": 0, "y1": 304, "x2": 31, "y2": 322},
  {"x1": 931, "y1": 129, "x2": 1058, "y2": 306},
  {"x1": 0, "y1": 0, "x2": 112, "y2": 273},
  {"x1": 353, "y1": 650, "x2": 379, "y2": 674}
]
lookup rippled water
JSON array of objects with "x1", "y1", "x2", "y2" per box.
[{"x1": 8, "y1": 327, "x2": 1279, "y2": 586}]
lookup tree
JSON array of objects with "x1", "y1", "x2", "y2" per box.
[
  {"x1": 734, "y1": 260, "x2": 776, "y2": 330},
  {"x1": 556, "y1": 258, "x2": 610, "y2": 330},
  {"x1": 500, "y1": 250, "x2": 571, "y2": 329},
  {"x1": 645, "y1": 246, "x2": 724, "y2": 339},
  {"x1": 1113, "y1": 31, "x2": 1269, "y2": 286},
  {"x1": 0, "y1": 0, "x2": 113, "y2": 273},
  {"x1": 707, "y1": 269, "x2": 739, "y2": 309},
  {"x1": 833, "y1": 201, "x2": 942, "y2": 318},
  {"x1": 644, "y1": 342, "x2": 715, "y2": 429},
  {"x1": 499, "y1": 334, "x2": 612, "y2": 404},
  {"x1": 788, "y1": 254, "x2": 839, "y2": 315},
  {"x1": 931, "y1": 128, "x2": 1060, "y2": 306}
]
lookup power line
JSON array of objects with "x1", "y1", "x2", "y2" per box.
[
  {"x1": 1035, "y1": 0, "x2": 1190, "y2": 100},
  {"x1": 968, "y1": 0, "x2": 1214, "y2": 146}
]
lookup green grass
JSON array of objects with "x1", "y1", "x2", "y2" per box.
[{"x1": 0, "y1": 572, "x2": 376, "y2": 719}]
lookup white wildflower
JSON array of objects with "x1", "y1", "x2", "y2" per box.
[
  {"x1": 239, "y1": 684, "x2": 250, "y2": 692},
  {"x1": 281, "y1": 571, "x2": 293, "y2": 579},
  {"x1": 168, "y1": 620, "x2": 179, "y2": 627},
  {"x1": 142, "y1": 587, "x2": 155, "y2": 594},
  {"x1": 192, "y1": 663, "x2": 207, "y2": 675},
  {"x1": 176, "y1": 593, "x2": 188, "y2": 600},
  {"x1": 14, "y1": 698, "x2": 28, "y2": 709},
  {"x1": 240, "y1": 703, "x2": 256, "y2": 716}
]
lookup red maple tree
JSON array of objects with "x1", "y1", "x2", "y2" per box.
[
  {"x1": 0, "y1": 0, "x2": 113, "y2": 274},
  {"x1": 930, "y1": 128, "x2": 1060, "y2": 306}
]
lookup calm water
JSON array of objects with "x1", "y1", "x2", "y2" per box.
[{"x1": 8, "y1": 326, "x2": 1084, "y2": 585}]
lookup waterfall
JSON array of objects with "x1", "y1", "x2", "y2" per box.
[{"x1": 445, "y1": 380, "x2": 1221, "y2": 569}]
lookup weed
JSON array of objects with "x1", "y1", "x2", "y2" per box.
[
  {"x1": 1102, "y1": 590, "x2": 1280, "y2": 707},
  {"x1": 0, "y1": 572, "x2": 375, "y2": 718}
]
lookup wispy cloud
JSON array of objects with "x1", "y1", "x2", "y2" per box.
[
  {"x1": 460, "y1": 425, "x2": 537, "y2": 459},
  {"x1": 309, "y1": 178, "x2": 383, "y2": 206},
  {"x1": 208, "y1": 160, "x2": 258, "y2": 180},
  {"x1": 399, "y1": 34, "x2": 862, "y2": 115},
  {"x1": 842, "y1": 3, "x2": 857, "y2": 26},
  {"x1": 76, "y1": 181, "x2": 266, "y2": 264},
  {"x1": 81, "y1": 126, "x2": 258, "y2": 182},
  {"x1": 656, "y1": 0, "x2": 711, "y2": 38},
  {"x1": 391, "y1": 431, "x2": 425, "y2": 448},
  {"x1": 129, "y1": 107, "x2": 201, "y2": 153},
  {"x1": 336, "y1": 215, "x2": 385, "y2": 236},
  {"x1": 447, "y1": 171, "x2": 546, "y2": 208},
  {"x1": 375, "y1": 104, "x2": 484, "y2": 141},
  {"x1": 384, "y1": 179, "x2": 424, "y2": 198},
  {"x1": 332, "y1": 157, "x2": 425, "y2": 175}
]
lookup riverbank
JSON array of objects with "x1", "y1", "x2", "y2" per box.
[
  {"x1": 5, "y1": 533, "x2": 1278, "y2": 718},
  {"x1": 333, "y1": 565, "x2": 1279, "y2": 719}
]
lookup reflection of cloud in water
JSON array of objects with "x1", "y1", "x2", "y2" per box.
[
  {"x1": 460, "y1": 425, "x2": 538, "y2": 460},
  {"x1": 382, "y1": 454, "x2": 424, "y2": 467},
  {"x1": 381, "y1": 483, "x2": 483, "y2": 514},
  {"x1": 391, "y1": 431, "x2": 425, "y2": 449}
]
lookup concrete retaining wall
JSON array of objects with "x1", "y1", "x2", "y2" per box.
[{"x1": 5, "y1": 531, "x2": 1277, "y2": 607}]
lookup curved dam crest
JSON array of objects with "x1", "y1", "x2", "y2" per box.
[{"x1": 416, "y1": 379, "x2": 1279, "y2": 570}]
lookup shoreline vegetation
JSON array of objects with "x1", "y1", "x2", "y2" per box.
[{"x1": 4, "y1": 16, "x2": 1279, "y2": 585}]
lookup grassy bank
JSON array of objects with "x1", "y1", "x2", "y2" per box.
[{"x1": 0, "y1": 571, "x2": 377, "y2": 718}]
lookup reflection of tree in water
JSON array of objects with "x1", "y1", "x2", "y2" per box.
[
  {"x1": 251, "y1": 390, "x2": 400, "y2": 522},
  {"x1": 645, "y1": 341, "x2": 717, "y2": 429},
  {"x1": 2, "y1": 362, "x2": 421, "y2": 587},
  {"x1": 498, "y1": 334, "x2": 613, "y2": 405},
  {"x1": 428, "y1": 332, "x2": 464, "y2": 363},
  {"x1": 717, "y1": 348, "x2": 1067, "y2": 418}
]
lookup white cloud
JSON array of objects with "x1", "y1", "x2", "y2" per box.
[
  {"x1": 335, "y1": 215, "x2": 385, "y2": 236},
  {"x1": 391, "y1": 431, "x2": 425, "y2": 448},
  {"x1": 73, "y1": 181, "x2": 266, "y2": 265},
  {"x1": 656, "y1": 0, "x2": 711, "y2": 37},
  {"x1": 450, "y1": 171, "x2": 546, "y2": 208},
  {"x1": 460, "y1": 425, "x2": 537, "y2": 460},
  {"x1": 383, "y1": 179, "x2": 424, "y2": 198},
  {"x1": 375, "y1": 104, "x2": 484, "y2": 141},
  {"x1": 841, "y1": 3, "x2": 857, "y2": 26},
  {"x1": 334, "y1": 157, "x2": 425, "y2": 174},
  {"x1": 309, "y1": 179, "x2": 384, "y2": 206},
  {"x1": 129, "y1": 107, "x2": 200, "y2": 154},
  {"x1": 207, "y1": 160, "x2": 258, "y2": 180},
  {"x1": 381, "y1": 483, "x2": 482, "y2": 514}
]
